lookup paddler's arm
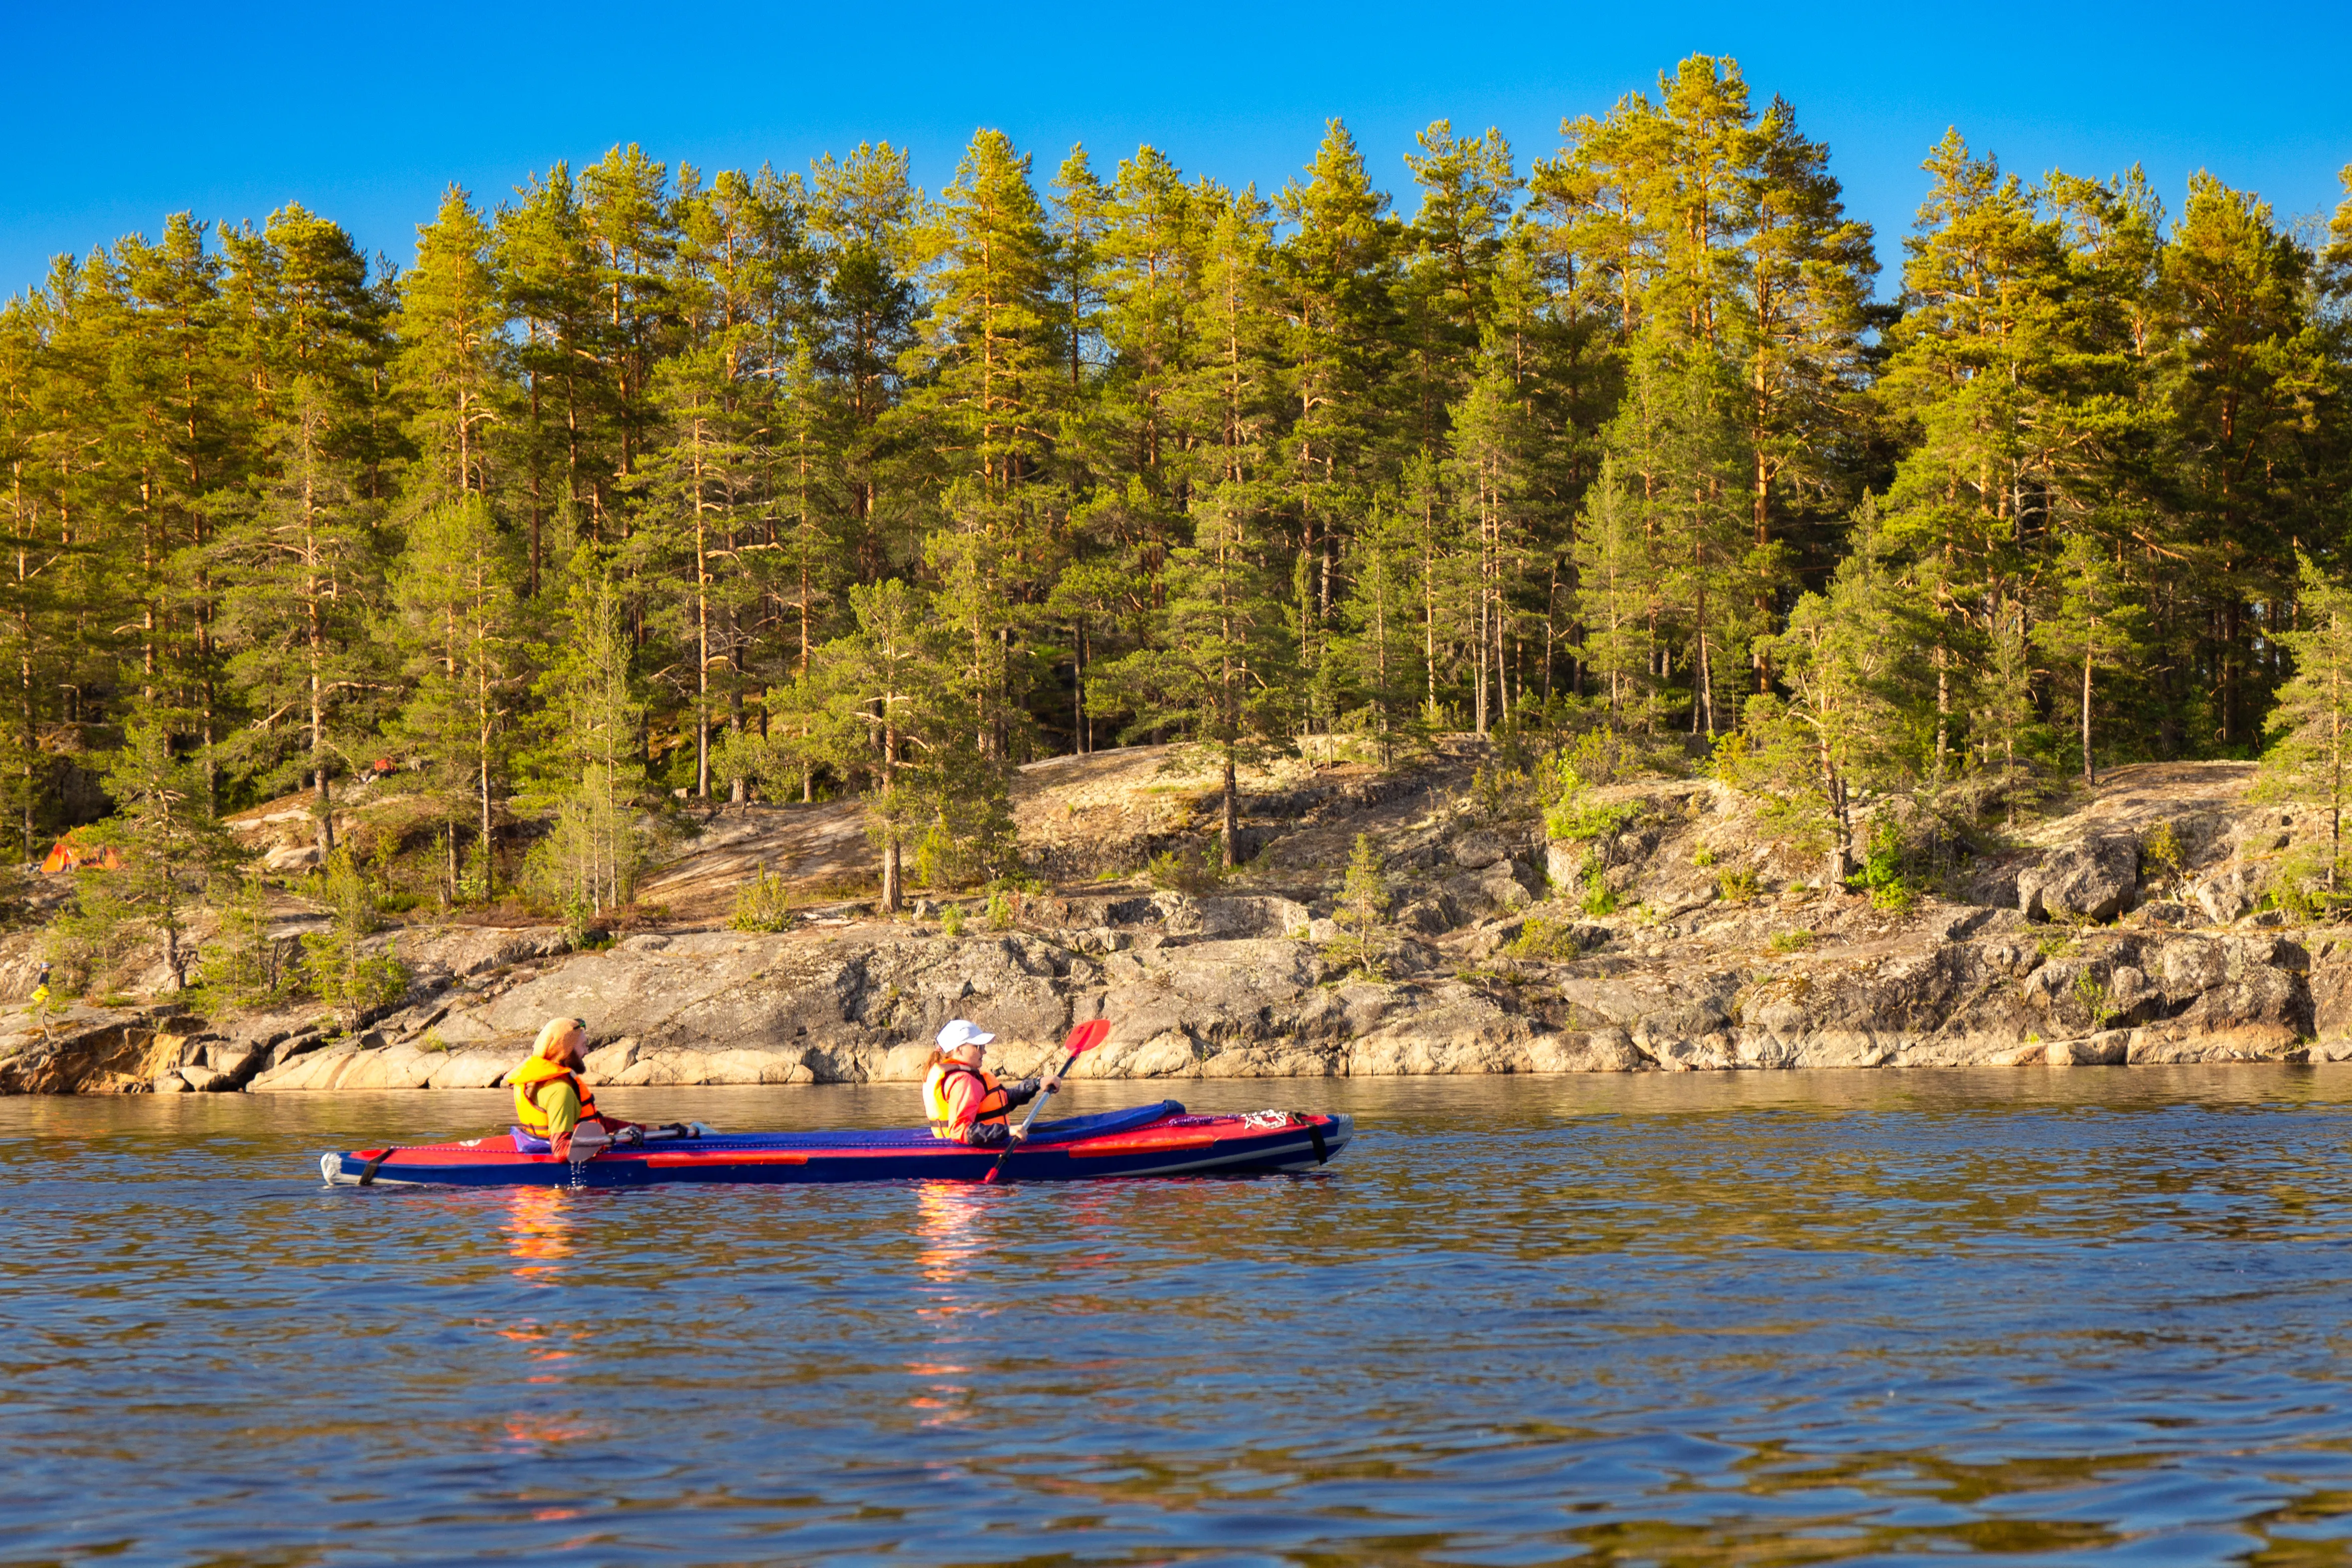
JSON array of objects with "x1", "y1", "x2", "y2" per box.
[{"x1": 541, "y1": 1079, "x2": 582, "y2": 1156}]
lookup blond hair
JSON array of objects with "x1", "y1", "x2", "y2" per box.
[{"x1": 533, "y1": 1017, "x2": 587, "y2": 1060}]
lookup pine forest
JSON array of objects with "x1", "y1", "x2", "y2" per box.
[{"x1": 7, "y1": 53, "x2": 2352, "y2": 966}]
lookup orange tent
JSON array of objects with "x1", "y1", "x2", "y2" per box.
[{"x1": 39, "y1": 841, "x2": 124, "y2": 875}]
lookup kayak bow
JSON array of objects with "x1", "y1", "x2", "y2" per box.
[{"x1": 317, "y1": 1102, "x2": 1351, "y2": 1188}]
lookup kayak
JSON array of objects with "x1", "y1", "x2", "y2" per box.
[{"x1": 317, "y1": 1101, "x2": 1352, "y2": 1188}]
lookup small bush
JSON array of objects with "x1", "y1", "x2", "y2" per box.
[
  {"x1": 1692, "y1": 845, "x2": 1718, "y2": 868},
  {"x1": 1717, "y1": 867, "x2": 1761, "y2": 903},
  {"x1": 1579, "y1": 868, "x2": 1618, "y2": 917},
  {"x1": 2071, "y1": 968, "x2": 2120, "y2": 1029},
  {"x1": 940, "y1": 904, "x2": 966, "y2": 937},
  {"x1": 1147, "y1": 838, "x2": 1226, "y2": 894},
  {"x1": 1505, "y1": 916, "x2": 1589, "y2": 961},
  {"x1": 729, "y1": 868, "x2": 795, "y2": 933},
  {"x1": 2141, "y1": 821, "x2": 2186, "y2": 883},
  {"x1": 1767, "y1": 928, "x2": 1814, "y2": 954},
  {"x1": 1547, "y1": 799, "x2": 1641, "y2": 844},
  {"x1": 985, "y1": 891, "x2": 1015, "y2": 932},
  {"x1": 1846, "y1": 818, "x2": 1913, "y2": 913}
]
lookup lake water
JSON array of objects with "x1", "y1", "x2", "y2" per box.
[{"x1": 5, "y1": 1068, "x2": 2352, "y2": 1565}]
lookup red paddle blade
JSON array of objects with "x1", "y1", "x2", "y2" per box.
[{"x1": 1061, "y1": 1018, "x2": 1112, "y2": 1057}]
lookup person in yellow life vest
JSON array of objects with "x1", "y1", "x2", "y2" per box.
[
  {"x1": 511, "y1": 1017, "x2": 645, "y2": 1158},
  {"x1": 922, "y1": 1019, "x2": 1058, "y2": 1148}
]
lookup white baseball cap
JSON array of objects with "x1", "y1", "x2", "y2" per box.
[{"x1": 936, "y1": 1019, "x2": 995, "y2": 1052}]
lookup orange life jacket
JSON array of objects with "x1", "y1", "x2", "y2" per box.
[
  {"x1": 512, "y1": 1055, "x2": 600, "y2": 1136},
  {"x1": 923, "y1": 1060, "x2": 1011, "y2": 1141}
]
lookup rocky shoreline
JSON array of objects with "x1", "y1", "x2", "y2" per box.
[{"x1": 4, "y1": 754, "x2": 2347, "y2": 1095}]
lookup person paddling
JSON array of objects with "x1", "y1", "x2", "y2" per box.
[
  {"x1": 510, "y1": 1017, "x2": 646, "y2": 1159},
  {"x1": 922, "y1": 1020, "x2": 1059, "y2": 1147}
]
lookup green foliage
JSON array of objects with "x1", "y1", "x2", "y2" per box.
[
  {"x1": 202, "y1": 873, "x2": 290, "y2": 1009},
  {"x1": 1692, "y1": 845, "x2": 1718, "y2": 868},
  {"x1": 1504, "y1": 915, "x2": 1589, "y2": 961},
  {"x1": 1147, "y1": 839, "x2": 1227, "y2": 895},
  {"x1": 985, "y1": 891, "x2": 1015, "y2": 932},
  {"x1": 1328, "y1": 834, "x2": 1392, "y2": 977},
  {"x1": 939, "y1": 903, "x2": 966, "y2": 937},
  {"x1": 54, "y1": 713, "x2": 249, "y2": 996},
  {"x1": 1846, "y1": 817, "x2": 1914, "y2": 912},
  {"x1": 2071, "y1": 969, "x2": 2120, "y2": 1030},
  {"x1": 1717, "y1": 867, "x2": 1761, "y2": 903},
  {"x1": 0, "y1": 78, "x2": 2343, "y2": 911},
  {"x1": 729, "y1": 868, "x2": 795, "y2": 933},
  {"x1": 1578, "y1": 868, "x2": 1619, "y2": 917},
  {"x1": 1766, "y1": 928, "x2": 1814, "y2": 954},
  {"x1": 304, "y1": 849, "x2": 411, "y2": 1026},
  {"x1": 1547, "y1": 799, "x2": 1641, "y2": 844},
  {"x1": 2141, "y1": 822, "x2": 2186, "y2": 883}
]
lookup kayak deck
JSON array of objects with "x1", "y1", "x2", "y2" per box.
[{"x1": 319, "y1": 1102, "x2": 1352, "y2": 1187}]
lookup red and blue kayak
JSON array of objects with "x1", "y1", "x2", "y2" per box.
[{"x1": 317, "y1": 1101, "x2": 1352, "y2": 1188}]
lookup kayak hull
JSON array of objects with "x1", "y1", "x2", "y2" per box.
[{"x1": 318, "y1": 1105, "x2": 1351, "y2": 1188}]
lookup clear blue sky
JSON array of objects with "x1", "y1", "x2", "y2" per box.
[{"x1": 4, "y1": 0, "x2": 2346, "y2": 301}]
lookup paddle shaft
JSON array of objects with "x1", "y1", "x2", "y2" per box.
[{"x1": 982, "y1": 1019, "x2": 1109, "y2": 1183}]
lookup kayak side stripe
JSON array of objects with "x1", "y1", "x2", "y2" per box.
[
  {"x1": 643, "y1": 1150, "x2": 808, "y2": 1167},
  {"x1": 1064, "y1": 1132, "x2": 1221, "y2": 1157}
]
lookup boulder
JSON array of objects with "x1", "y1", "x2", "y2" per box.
[
  {"x1": 1452, "y1": 829, "x2": 1510, "y2": 870},
  {"x1": 2019, "y1": 835, "x2": 2139, "y2": 922},
  {"x1": 2190, "y1": 863, "x2": 2262, "y2": 925}
]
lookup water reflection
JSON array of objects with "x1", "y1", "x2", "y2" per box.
[
  {"x1": 4, "y1": 1067, "x2": 2352, "y2": 1564},
  {"x1": 501, "y1": 1186, "x2": 574, "y2": 1285}
]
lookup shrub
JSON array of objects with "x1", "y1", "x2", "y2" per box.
[
  {"x1": 1692, "y1": 845, "x2": 1718, "y2": 868},
  {"x1": 1504, "y1": 916, "x2": 1588, "y2": 961},
  {"x1": 1147, "y1": 838, "x2": 1226, "y2": 894},
  {"x1": 1579, "y1": 868, "x2": 1618, "y2": 917},
  {"x1": 940, "y1": 904, "x2": 966, "y2": 937},
  {"x1": 1717, "y1": 867, "x2": 1761, "y2": 903},
  {"x1": 985, "y1": 891, "x2": 1015, "y2": 932},
  {"x1": 2071, "y1": 968, "x2": 2120, "y2": 1029},
  {"x1": 1547, "y1": 799, "x2": 1641, "y2": 844},
  {"x1": 1767, "y1": 928, "x2": 1815, "y2": 955},
  {"x1": 1846, "y1": 817, "x2": 1913, "y2": 913},
  {"x1": 305, "y1": 849, "x2": 412, "y2": 1026},
  {"x1": 729, "y1": 868, "x2": 794, "y2": 933}
]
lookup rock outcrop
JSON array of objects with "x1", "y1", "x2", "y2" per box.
[{"x1": 13, "y1": 753, "x2": 2352, "y2": 1094}]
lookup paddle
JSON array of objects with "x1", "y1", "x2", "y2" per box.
[{"x1": 982, "y1": 1018, "x2": 1112, "y2": 1185}]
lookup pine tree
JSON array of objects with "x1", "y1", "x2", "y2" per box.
[
  {"x1": 1274, "y1": 121, "x2": 1400, "y2": 731},
  {"x1": 218, "y1": 374, "x2": 383, "y2": 857},
  {"x1": 2032, "y1": 534, "x2": 2146, "y2": 783},
  {"x1": 1095, "y1": 495, "x2": 1294, "y2": 866},
  {"x1": 497, "y1": 164, "x2": 612, "y2": 572},
  {"x1": 1738, "y1": 517, "x2": 1930, "y2": 884},
  {"x1": 1331, "y1": 832, "x2": 1391, "y2": 977},
  {"x1": 393, "y1": 188, "x2": 506, "y2": 505},
  {"x1": 810, "y1": 142, "x2": 920, "y2": 581},
  {"x1": 387, "y1": 499, "x2": 528, "y2": 899},
  {"x1": 795, "y1": 578, "x2": 984, "y2": 911},
  {"x1": 79, "y1": 711, "x2": 243, "y2": 992},
  {"x1": 912, "y1": 130, "x2": 1064, "y2": 760},
  {"x1": 2262, "y1": 554, "x2": 2352, "y2": 888},
  {"x1": 522, "y1": 550, "x2": 647, "y2": 918}
]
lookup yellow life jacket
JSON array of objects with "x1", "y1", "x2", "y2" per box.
[
  {"x1": 922, "y1": 1060, "x2": 1010, "y2": 1142},
  {"x1": 512, "y1": 1055, "x2": 599, "y2": 1137}
]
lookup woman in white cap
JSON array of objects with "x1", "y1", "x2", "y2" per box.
[{"x1": 921, "y1": 1019, "x2": 1059, "y2": 1147}]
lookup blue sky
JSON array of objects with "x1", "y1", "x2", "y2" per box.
[{"x1": 3, "y1": 0, "x2": 2346, "y2": 300}]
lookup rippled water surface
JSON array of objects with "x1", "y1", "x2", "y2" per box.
[{"x1": 7, "y1": 1068, "x2": 2352, "y2": 1565}]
